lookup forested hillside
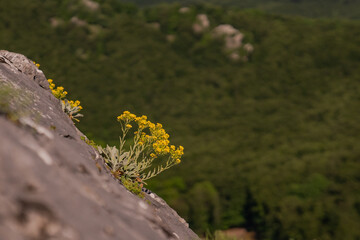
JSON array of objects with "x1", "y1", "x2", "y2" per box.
[
  {"x1": 120, "y1": 0, "x2": 360, "y2": 19},
  {"x1": 1, "y1": 0, "x2": 360, "y2": 239}
]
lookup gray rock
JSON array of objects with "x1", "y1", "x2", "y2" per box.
[
  {"x1": 192, "y1": 14, "x2": 210, "y2": 34},
  {"x1": 0, "y1": 50, "x2": 199, "y2": 240},
  {"x1": 0, "y1": 50, "x2": 48, "y2": 89}
]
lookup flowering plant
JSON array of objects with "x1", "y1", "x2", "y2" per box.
[
  {"x1": 47, "y1": 78, "x2": 83, "y2": 122},
  {"x1": 98, "y1": 111, "x2": 184, "y2": 184},
  {"x1": 48, "y1": 79, "x2": 68, "y2": 99},
  {"x1": 61, "y1": 99, "x2": 83, "y2": 122}
]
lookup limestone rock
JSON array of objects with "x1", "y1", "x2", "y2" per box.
[
  {"x1": 50, "y1": 17, "x2": 64, "y2": 28},
  {"x1": 0, "y1": 50, "x2": 48, "y2": 89},
  {"x1": 0, "y1": 50, "x2": 199, "y2": 240},
  {"x1": 166, "y1": 35, "x2": 176, "y2": 43},
  {"x1": 193, "y1": 14, "x2": 210, "y2": 34},
  {"x1": 212, "y1": 24, "x2": 239, "y2": 37},
  {"x1": 212, "y1": 24, "x2": 244, "y2": 50},
  {"x1": 81, "y1": 0, "x2": 99, "y2": 11},
  {"x1": 70, "y1": 16, "x2": 87, "y2": 27},
  {"x1": 179, "y1": 7, "x2": 190, "y2": 14},
  {"x1": 211, "y1": 24, "x2": 254, "y2": 62},
  {"x1": 243, "y1": 43, "x2": 254, "y2": 53},
  {"x1": 147, "y1": 22, "x2": 161, "y2": 31}
]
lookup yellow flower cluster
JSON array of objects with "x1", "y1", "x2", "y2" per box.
[
  {"x1": 171, "y1": 146, "x2": 184, "y2": 164},
  {"x1": 48, "y1": 79, "x2": 68, "y2": 99},
  {"x1": 117, "y1": 110, "x2": 184, "y2": 163},
  {"x1": 117, "y1": 111, "x2": 136, "y2": 121},
  {"x1": 69, "y1": 100, "x2": 83, "y2": 110},
  {"x1": 47, "y1": 78, "x2": 83, "y2": 122}
]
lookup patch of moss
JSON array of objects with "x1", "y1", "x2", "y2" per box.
[
  {"x1": 120, "y1": 176, "x2": 144, "y2": 199},
  {"x1": 80, "y1": 135, "x2": 97, "y2": 148}
]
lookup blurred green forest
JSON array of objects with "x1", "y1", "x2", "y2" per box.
[
  {"x1": 120, "y1": 0, "x2": 360, "y2": 19},
  {"x1": 1, "y1": 0, "x2": 360, "y2": 239}
]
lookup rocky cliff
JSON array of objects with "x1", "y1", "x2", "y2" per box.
[{"x1": 0, "y1": 50, "x2": 199, "y2": 240}]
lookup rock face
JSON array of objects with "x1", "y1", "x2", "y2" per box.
[
  {"x1": 189, "y1": 15, "x2": 254, "y2": 62},
  {"x1": 81, "y1": 0, "x2": 99, "y2": 11},
  {"x1": 192, "y1": 14, "x2": 210, "y2": 34},
  {"x1": 0, "y1": 50, "x2": 199, "y2": 240},
  {"x1": 212, "y1": 24, "x2": 254, "y2": 61},
  {"x1": 212, "y1": 24, "x2": 244, "y2": 50}
]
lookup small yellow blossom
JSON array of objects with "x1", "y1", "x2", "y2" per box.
[
  {"x1": 33, "y1": 61, "x2": 40, "y2": 68},
  {"x1": 126, "y1": 124, "x2": 132, "y2": 129},
  {"x1": 46, "y1": 78, "x2": 83, "y2": 123}
]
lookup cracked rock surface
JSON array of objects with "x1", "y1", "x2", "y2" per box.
[{"x1": 0, "y1": 50, "x2": 199, "y2": 240}]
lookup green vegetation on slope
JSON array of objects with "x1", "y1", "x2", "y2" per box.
[
  {"x1": 1, "y1": 1, "x2": 360, "y2": 239},
  {"x1": 120, "y1": 0, "x2": 360, "y2": 19}
]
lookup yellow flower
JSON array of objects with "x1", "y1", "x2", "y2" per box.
[
  {"x1": 126, "y1": 124, "x2": 132, "y2": 129},
  {"x1": 33, "y1": 62, "x2": 40, "y2": 68},
  {"x1": 150, "y1": 153, "x2": 156, "y2": 158},
  {"x1": 176, "y1": 159, "x2": 181, "y2": 164}
]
